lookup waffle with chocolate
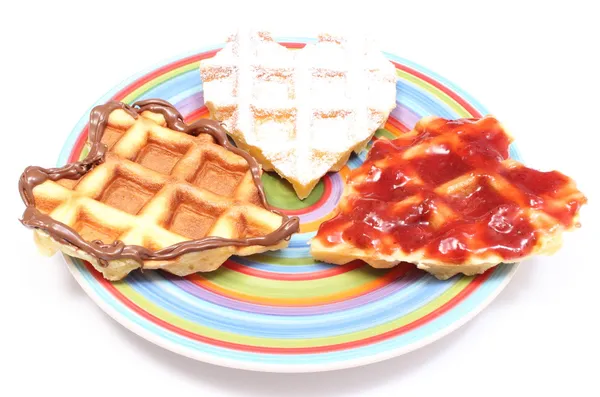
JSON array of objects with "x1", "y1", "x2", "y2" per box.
[
  {"x1": 310, "y1": 116, "x2": 587, "y2": 279},
  {"x1": 19, "y1": 99, "x2": 299, "y2": 281},
  {"x1": 200, "y1": 30, "x2": 397, "y2": 199}
]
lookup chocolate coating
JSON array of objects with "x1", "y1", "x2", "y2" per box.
[{"x1": 19, "y1": 99, "x2": 300, "y2": 267}]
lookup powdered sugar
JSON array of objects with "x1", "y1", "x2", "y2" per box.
[{"x1": 200, "y1": 30, "x2": 397, "y2": 194}]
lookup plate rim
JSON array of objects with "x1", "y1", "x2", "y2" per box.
[
  {"x1": 64, "y1": 256, "x2": 518, "y2": 372},
  {"x1": 58, "y1": 37, "x2": 520, "y2": 373}
]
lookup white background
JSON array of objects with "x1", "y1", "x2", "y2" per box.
[{"x1": 1, "y1": 1, "x2": 599, "y2": 396}]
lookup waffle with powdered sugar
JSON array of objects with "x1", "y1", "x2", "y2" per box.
[{"x1": 200, "y1": 30, "x2": 397, "y2": 199}]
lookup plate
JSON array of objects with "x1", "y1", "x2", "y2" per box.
[{"x1": 58, "y1": 38, "x2": 519, "y2": 372}]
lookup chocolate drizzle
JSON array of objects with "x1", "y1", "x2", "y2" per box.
[{"x1": 19, "y1": 99, "x2": 300, "y2": 267}]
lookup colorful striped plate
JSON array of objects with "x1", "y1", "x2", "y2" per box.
[{"x1": 59, "y1": 38, "x2": 519, "y2": 372}]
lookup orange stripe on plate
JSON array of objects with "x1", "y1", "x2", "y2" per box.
[{"x1": 187, "y1": 263, "x2": 411, "y2": 306}]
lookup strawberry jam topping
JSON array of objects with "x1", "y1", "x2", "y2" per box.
[{"x1": 316, "y1": 117, "x2": 586, "y2": 263}]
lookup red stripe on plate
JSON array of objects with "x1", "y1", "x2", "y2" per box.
[
  {"x1": 392, "y1": 62, "x2": 482, "y2": 118},
  {"x1": 87, "y1": 261, "x2": 490, "y2": 354},
  {"x1": 222, "y1": 260, "x2": 364, "y2": 281}
]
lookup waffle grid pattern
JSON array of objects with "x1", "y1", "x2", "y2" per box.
[
  {"x1": 311, "y1": 116, "x2": 586, "y2": 279},
  {"x1": 31, "y1": 108, "x2": 288, "y2": 279},
  {"x1": 200, "y1": 31, "x2": 397, "y2": 198}
]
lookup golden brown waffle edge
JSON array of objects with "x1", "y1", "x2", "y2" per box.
[
  {"x1": 310, "y1": 116, "x2": 587, "y2": 279},
  {"x1": 19, "y1": 99, "x2": 299, "y2": 281}
]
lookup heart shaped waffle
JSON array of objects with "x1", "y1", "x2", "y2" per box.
[
  {"x1": 200, "y1": 31, "x2": 397, "y2": 199},
  {"x1": 19, "y1": 99, "x2": 299, "y2": 281},
  {"x1": 310, "y1": 116, "x2": 587, "y2": 279}
]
